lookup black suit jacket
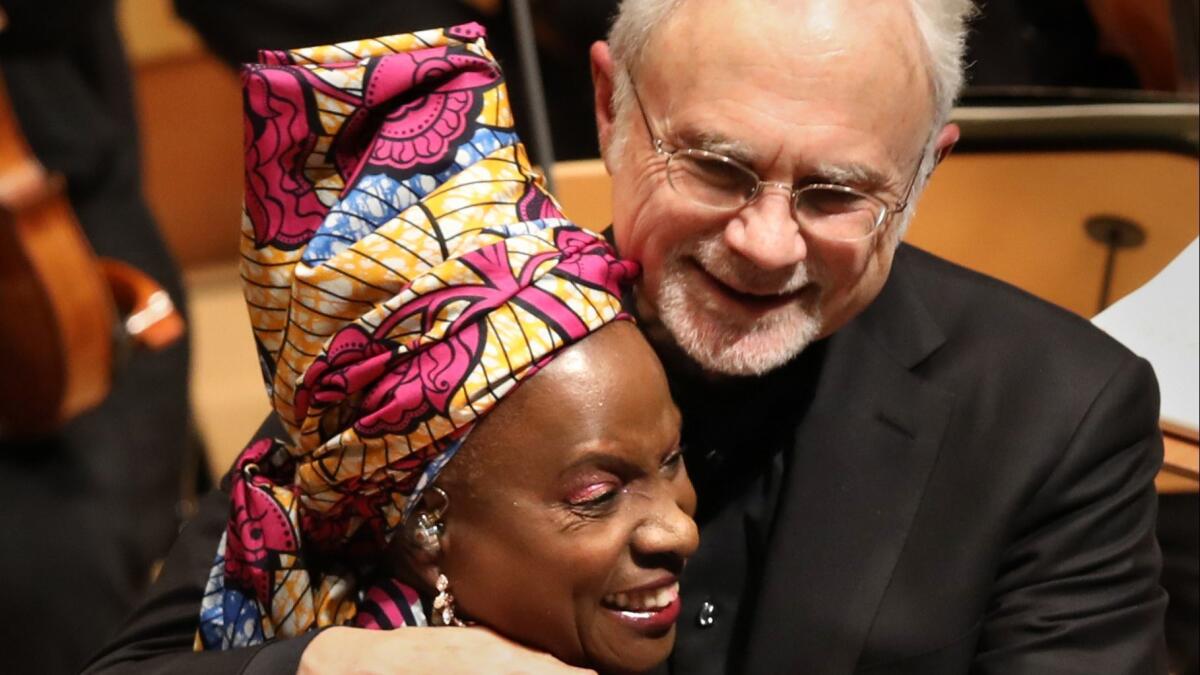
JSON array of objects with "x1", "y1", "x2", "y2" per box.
[
  {"x1": 84, "y1": 245, "x2": 1168, "y2": 674},
  {"x1": 672, "y1": 244, "x2": 1167, "y2": 674}
]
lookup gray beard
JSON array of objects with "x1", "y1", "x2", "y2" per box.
[{"x1": 653, "y1": 238, "x2": 823, "y2": 376}]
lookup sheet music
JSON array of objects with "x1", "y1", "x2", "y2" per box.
[{"x1": 1093, "y1": 238, "x2": 1199, "y2": 440}]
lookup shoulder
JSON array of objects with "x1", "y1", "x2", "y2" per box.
[
  {"x1": 893, "y1": 243, "x2": 1137, "y2": 375},
  {"x1": 886, "y1": 244, "x2": 1159, "y2": 447}
]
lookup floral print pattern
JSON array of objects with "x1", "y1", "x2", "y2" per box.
[{"x1": 197, "y1": 25, "x2": 639, "y2": 651}]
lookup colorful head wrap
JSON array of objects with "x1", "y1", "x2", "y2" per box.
[{"x1": 196, "y1": 24, "x2": 638, "y2": 650}]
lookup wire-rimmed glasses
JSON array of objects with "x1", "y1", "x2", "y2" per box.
[{"x1": 628, "y1": 77, "x2": 923, "y2": 242}]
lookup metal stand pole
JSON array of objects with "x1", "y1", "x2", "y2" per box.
[
  {"x1": 509, "y1": 0, "x2": 558, "y2": 193},
  {"x1": 1085, "y1": 214, "x2": 1147, "y2": 313}
]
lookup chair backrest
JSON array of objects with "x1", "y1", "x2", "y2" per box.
[{"x1": 911, "y1": 102, "x2": 1198, "y2": 317}]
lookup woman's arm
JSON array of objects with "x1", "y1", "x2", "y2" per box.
[{"x1": 299, "y1": 627, "x2": 597, "y2": 675}]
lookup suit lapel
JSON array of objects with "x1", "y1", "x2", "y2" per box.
[{"x1": 742, "y1": 248, "x2": 955, "y2": 674}]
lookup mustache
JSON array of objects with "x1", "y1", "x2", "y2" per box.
[{"x1": 687, "y1": 236, "x2": 811, "y2": 295}]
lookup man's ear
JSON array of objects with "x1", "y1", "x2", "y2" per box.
[
  {"x1": 933, "y1": 122, "x2": 960, "y2": 166},
  {"x1": 590, "y1": 40, "x2": 618, "y2": 174}
]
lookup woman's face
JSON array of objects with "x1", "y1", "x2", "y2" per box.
[{"x1": 433, "y1": 321, "x2": 698, "y2": 674}]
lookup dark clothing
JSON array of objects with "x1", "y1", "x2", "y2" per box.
[
  {"x1": 83, "y1": 487, "x2": 319, "y2": 675},
  {"x1": 84, "y1": 244, "x2": 1167, "y2": 674},
  {"x1": 0, "y1": 0, "x2": 185, "y2": 301},
  {"x1": 0, "y1": 1, "x2": 192, "y2": 673},
  {"x1": 1159, "y1": 493, "x2": 1200, "y2": 675},
  {"x1": 171, "y1": 0, "x2": 483, "y2": 67},
  {"x1": 964, "y1": 0, "x2": 1140, "y2": 91},
  {"x1": 670, "y1": 245, "x2": 1167, "y2": 673}
]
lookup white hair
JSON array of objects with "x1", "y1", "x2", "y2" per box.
[
  {"x1": 605, "y1": 0, "x2": 977, "y2": 232},
  {"x1": 608, "y1": 0, "x2": 974, "y2": 126}
]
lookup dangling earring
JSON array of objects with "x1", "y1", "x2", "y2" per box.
[
  {"x1": 432, "y1": 573, "x2": 467, "y2": 626},
  {"x1": 407, "y1": 486, "x2": 450, "y2": 556},
  {"x1": 411, "y1": 511, "x2": 444, "y2": 556}
]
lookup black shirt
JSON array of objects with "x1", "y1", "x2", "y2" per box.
[{"x1": 660, "y1": 339, "x2": 826, "y2": 674}]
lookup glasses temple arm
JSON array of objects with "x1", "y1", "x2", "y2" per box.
[{"x1": 625, "y1": 70, "x2": 662, "y2": 150}]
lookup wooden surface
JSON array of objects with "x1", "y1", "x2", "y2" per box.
[
  {"x1": 186, "y1": 264, "x2": 272, "y2": 476},
  {"x1": 133, "y1": 54, "x2": 244, "y2": 267},
  {"x1": 1157, "y1": 432, "x2": 1200, "y2": 493},
  {"x1": 906, "y1": 150, "x2": 1198, "y2": 317},
  {"x1": 118, "y1": 0, "x2": 204, "y2": 65}
]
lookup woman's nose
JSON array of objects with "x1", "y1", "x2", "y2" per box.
[
  {"x1": 632, "y1": 490, "x2": 700, "y2": 561},
  {"x1": 722, "y1": 185, "x2": 808, "y2": 271}
]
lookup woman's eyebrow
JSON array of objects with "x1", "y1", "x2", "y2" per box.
[{"x1": 558, "y1": 447, "x2": 641, "y2": 477}]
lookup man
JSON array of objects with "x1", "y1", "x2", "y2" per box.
[{"x1": 86, "y1": 0, "x2": 1167, "y2": 673}]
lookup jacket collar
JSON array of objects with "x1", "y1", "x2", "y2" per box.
[{"x1": 854, "y1": 243, "x2": 947, "y2": 370}]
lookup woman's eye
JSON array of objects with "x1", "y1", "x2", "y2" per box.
[
  {"x1": 567, "y1": 483, "x2": 619, "y2": 510},
  {"x1": 662, "y1": 446, "x2": 685, "y2": 469}
]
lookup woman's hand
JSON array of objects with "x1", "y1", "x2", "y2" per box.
[{"x1": 298, "y1": 626, "x2": 597, "y2": 674}]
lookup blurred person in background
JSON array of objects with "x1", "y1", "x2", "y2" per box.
[{"x1": 0, "y1": 1, "x2": 194, "y2": 673}]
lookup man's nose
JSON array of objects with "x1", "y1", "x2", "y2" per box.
[
  {"x1": 632, "y1": 492, "x2": 700, "y2": 561},
  {"x1": 722, "y1": 184, "x2": 807, "y2": 270}
]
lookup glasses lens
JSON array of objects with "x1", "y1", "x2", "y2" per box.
[
  {"x1": 667, "y1": 152, "x2": 758, "y2": 210},
  {"x1": 794, "y1": 186, "x2": 883, "y2": 240}
]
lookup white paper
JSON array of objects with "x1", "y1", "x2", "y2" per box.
[{"x1": 1093, "y1": 238, "x2": 1199, "y2": 439}]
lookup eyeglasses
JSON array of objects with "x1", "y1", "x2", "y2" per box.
[{"x1": 628, "y1": 78, "x2": 924, "y2": 242}]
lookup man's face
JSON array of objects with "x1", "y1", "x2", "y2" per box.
[{"x1": 595, "y1": 0, "x2": 942, "y2": 375}]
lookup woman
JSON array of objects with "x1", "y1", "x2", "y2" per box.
[{"x1": 195, "y1": 23, "x2": 697, "y2": 674}]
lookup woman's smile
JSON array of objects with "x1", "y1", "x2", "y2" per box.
[{"x1": 602, "y1": 579, "x2": 682, "y2": 633}]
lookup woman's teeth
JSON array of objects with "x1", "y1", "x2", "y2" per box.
[{"x1": 604, "y1": 583, "x2": 679, "y2": 612}]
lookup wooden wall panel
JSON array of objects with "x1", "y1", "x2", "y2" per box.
[
  {"x1": 907, "y1": 150, "x2": 1199, "y2": 316},
  {"x1": 133, "y1": 56, "x2": 242, "y2": 268}
]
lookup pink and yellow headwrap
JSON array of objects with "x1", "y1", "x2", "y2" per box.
[{"x1": 196, "y1": 24, "x2": 638, "y2": 649}]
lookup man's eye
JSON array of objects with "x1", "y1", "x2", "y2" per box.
[
  {"x1": 691, "y1": 158, "x2": 748, "y2": 188},
  {"x1": 798, "y1": 187, "x2": 873, "y2": 216},
  {"x1": 674, "y1": 155, "x2": 756, "y2": 197}
]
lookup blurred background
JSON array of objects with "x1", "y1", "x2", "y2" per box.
[{"x1": 1, "y1": 0, "x2": 1197, "y2": 673}]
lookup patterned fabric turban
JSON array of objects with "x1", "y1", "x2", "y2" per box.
[{"x1": 196, "y1": 24, "x2": 638, "y2": 650}]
